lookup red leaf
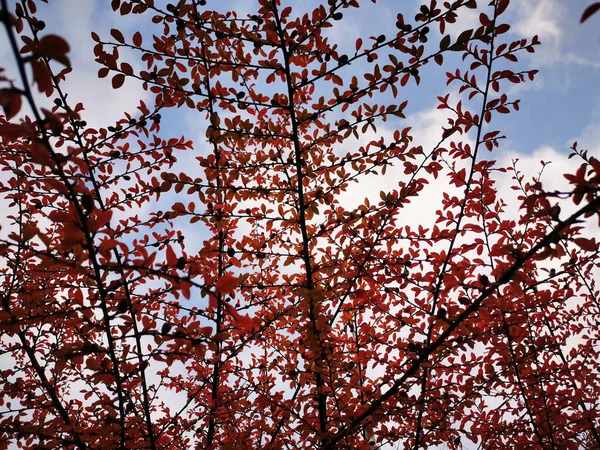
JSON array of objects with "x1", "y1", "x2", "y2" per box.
[
  {"x1": 29, "y1": 141, "x2": 53, "y2": 165},
  {"x1": 225, "y1": 303, "x2": 255, "y2": 331},
  {"x1": 496, "y1": 0, "x2": 510, "y2": 15},
  {"x1": 180, "y1": 280, "x2": 192, "y2": 299},
  {"x1": 165, "y1": 245, "x2": 177, "y2": 266},
  {"x1": 110, "y1": 28, "x2": 125, "y2": 43},
  {"x1": 0, "y1": 123, "x2": 36, "y2": 137},
  {"x1": 495, "y1": 23, "x2": 510, "y2": 34},
  {"x1": 200, "y1": 326, "x2": 212, "y2": 337},
  {"x1": 581, "y1": 2, "x2": 600, "y2": 22},
  {"x1": 121, "y1": 62, "x2": 134, "y2": 75},
  {"x1": 99, "y1": 239, "x2": 119, "y2": 252},
  {"x1": 35, "y1": 34, "x2": 70, "y2": 66},
  {"x1": 112, "y1": 73, "x2": 125, "y2": 89},
  {"x1": 86, "y1": 358, "x2": 102, "y2": 371},
  {"x1": 95, "y1": 210, "x2": 113, "y2": 229},
  {"x1": 0, "y1": 88, "x2": 22, "y2": 120},
  {"x1": 455, "y1": 29, "x2": 473, "y2": 46},
  {"x1": 31, "y1": 59, "x2": 54, "y2": 96},
  {"x1": 21, "y1": 223, "x2": 38, "y2": 242},
  {"x1": 215, "y1": 273, "x2": 239, "y2": 295},
  {"x1": 133, "y1": 31, "x2": 143, "y2": 47},
  {"x1": 574, "y1": 237, "x2": 598, "y2": 252},
  {"x1": 281, "y1": 6, "x2": 292, "y2": 19}
]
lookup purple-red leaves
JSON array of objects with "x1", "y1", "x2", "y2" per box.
[
  {"x1": 224, "y1": 302, "x2": 255, "y2": 331},
  {"x1": 132, "y1": 31, "x2": 143, "y2": 46},
  {"x1": 31, "y1": 59, "x2": 53, "y2": 95},
  {"x1": 573, "y1": 237, "x2": 598, "y2": 252},
  {"x1": 110, "y1": 28, "x2": 125, "y2": 44},
  {"x1": 0, "y1": 88, "x2": 22, "y2": 119},
  {"x1": 112, "y1": 73, "x2": 126, "y2": 89},
  {"x1": 165, "y1": 244, "x2": 177, "y2": 267},
  {"x1": 452, "y1": 29, "x2": 473, "y2": 50},
  {"x1": 581, "y1": 2, "x2": 600, "y2": 22},
  {"x1": 1, "y1": 1, "x2": 599, "y2": 449},
  {"x1": 496, "y1": 0, "x2": 510, "y2": 16},
  {"x1": 34, "y1": 34, "x2": 71, "y2": 66},
  {"x1": 215, "y1": 273, "x2": 238, "y2": 295}
]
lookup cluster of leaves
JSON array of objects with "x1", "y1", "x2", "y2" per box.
[{"x1": 1, "y1": 0, "x2": 600, "y2": 449}]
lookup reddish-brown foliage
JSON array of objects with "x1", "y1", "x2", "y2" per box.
[{"x1": 1, "y1": 1, "x2": 600, "y2": 449}]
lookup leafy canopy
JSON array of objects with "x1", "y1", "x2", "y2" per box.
[{"x1": 1, "y1": 0, "x2": 600, "y2": 449}]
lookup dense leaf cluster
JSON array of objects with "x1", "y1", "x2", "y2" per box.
[{"x1": 1, "y1": 0, "x2": 600, "y2": 449}]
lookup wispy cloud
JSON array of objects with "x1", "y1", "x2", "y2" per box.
[
  {"x1": 510, "y1": 0, "x2": 599, "y2": 69},
  {"x1": 512, "y1": 0, "x2": 564, "y2": 59}
]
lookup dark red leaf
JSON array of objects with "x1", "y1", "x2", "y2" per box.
[
  {"x1": 215, "y1": 273, "x2": 238, "y2": 295},
  {"x1": 0, "y1": 88, "x2": 22, "y2": 120},
  {"x1": 165, "y1": 244, "x2": 177, "y2": 266},
  {"x1": 581, "y1": 3, "x2": 600, "y2": 22},
  {"x1": 0, "y1": 123, "x2": 35, "y2": 137},
  {"x1": 112, "y1": 73, "x2": 125, "y2": 89},
  {"x1": 496, "y1": 0, "x2": 510, "y2": 15},
  {"x1": 133, "y1": 31, "x2": 142, "y2": 46},
  {"x1": 31, "y1": 60, "x2": 53, "y2": 95},
  {"x1": 225, "y1": 303, "x2": 255, "y2": 331},
  {"x1": 35, "y1": 34, "x2": 70, "y2": 66},
  {"x1": 110, "y1": 28, "x2": 125, "y2": 43}
]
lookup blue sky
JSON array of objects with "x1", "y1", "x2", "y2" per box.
[
  {"x1": 1, "y1": 0, "x2": 597, "y2": 196},
  {"x1": 3, "y1": 0, "x2": 593, "y2": 206},
  {"x1": 2, "y1": 0, "x2": 597, "y2": 160}
]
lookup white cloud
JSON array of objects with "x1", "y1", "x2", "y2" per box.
[
  {"x1": 576, "y1": 115, "x2": 600, "y2": 153},
  {"x1": 494, "y1": 142, "x2": 600, "y2": 271},
  {"x1": 511, "y1": 0, "x2": 563, "y2": 51},
  {"x1": 509, "y1": 0, "x2": 599, "y2": 69},
  {"x1": 337, "y1": 99, "x2": 469, "y2": 232},
  {"x1": 47, "y1": 0, "x2": 149, "y2": 128},
  {"x1": 446, "y1": 6, "x2": 481, "y2": 39}
]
